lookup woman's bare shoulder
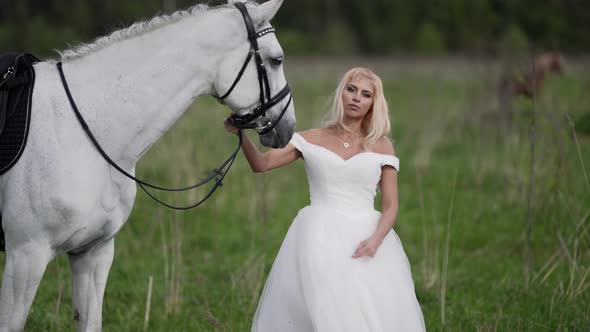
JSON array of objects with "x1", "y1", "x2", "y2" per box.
[
  {"x1": 373, "y1": 136, "x2": 396, "y2": 155},
  {"x1": 297, "y1": 128, "x2": 326, "y2": 141}
]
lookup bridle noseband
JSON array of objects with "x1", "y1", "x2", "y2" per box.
[{"x1": 218, "y1": 2, "x2": 292, "y2": 135}]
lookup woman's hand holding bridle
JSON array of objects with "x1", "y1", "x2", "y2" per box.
[{"x1": 224, "y1": 114, "x2": 240, "y2": 135}]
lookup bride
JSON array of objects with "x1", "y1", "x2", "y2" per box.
[{"x1": 225, "y1": 67, "x2": 426, "y2": 331}]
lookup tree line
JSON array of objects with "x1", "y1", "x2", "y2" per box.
[{"x1": 0, "y1": 0, "x2": 588, "y2": 57}]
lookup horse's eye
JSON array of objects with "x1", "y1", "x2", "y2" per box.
[{"x1": 271, "y1": 57, "x2": 284, "y2": 66}]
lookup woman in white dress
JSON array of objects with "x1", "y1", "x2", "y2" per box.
[{"x1": 224, "y1": 67, "x2": 426, "y2": 331}]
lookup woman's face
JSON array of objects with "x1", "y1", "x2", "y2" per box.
[{"x1": 341, "y1": 77, "x2": 375, "y2": 120}]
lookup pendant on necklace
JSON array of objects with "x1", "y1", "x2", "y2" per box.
[{"x1": 343, "y1": 142, "x2": 350, "y2": 148}]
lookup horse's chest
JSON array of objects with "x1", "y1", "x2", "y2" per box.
[
  {"x1": 49, "y1": 177, "x2": 137, "y2": 253},
  {"x1": 12, "y1": 92, "x2": 140, "y2": 252}
]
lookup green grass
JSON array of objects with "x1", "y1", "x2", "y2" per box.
[{"x1": 4, "y1": 58, "x2": 590, "y2": 331}]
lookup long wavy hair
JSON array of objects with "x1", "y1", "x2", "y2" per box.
[{"x1": 323, "y1": 67, "x2": 391, "y2": 151}]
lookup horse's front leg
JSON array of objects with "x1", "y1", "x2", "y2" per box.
[
  {"x1": 0, "y1": 242, "x2": 52, "y2": 331},
  {"x1": 68, "y1": 238, "x2": 114, "y2": 332}
]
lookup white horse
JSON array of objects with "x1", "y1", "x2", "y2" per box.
[{"x1": 0, "y1": 0, "x2": 294, "y2": 330}]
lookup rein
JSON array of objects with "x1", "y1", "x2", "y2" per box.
[{"x1": 57, "y1": 63, "x2": 241, "y2": 210}]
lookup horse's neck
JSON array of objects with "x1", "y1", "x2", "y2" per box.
[
  {"x1": 530, "y1": 63, "x2": 547, "y2": 88},
  {"x1": 64, "y1": 16, "x2": 223, "y2": 168}
]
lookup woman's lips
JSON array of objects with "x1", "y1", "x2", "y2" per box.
[{"x1": 348, "y1": 104, "x2": 360, "y2": 111}]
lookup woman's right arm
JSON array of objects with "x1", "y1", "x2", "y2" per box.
[{"x1": 225, "y1": 117, "x2": 301, "y2": 173}]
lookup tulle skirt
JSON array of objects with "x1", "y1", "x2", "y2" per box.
[{"x1": 251, "y1": 205, "x2": 426, "y2": 332}]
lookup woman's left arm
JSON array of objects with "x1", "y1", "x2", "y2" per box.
[
  {"x1": 353, "y1": 139, "x2": 398, "y2": 258},
  {"x1": 372, "y1": 163, "x2": 399, "y2": 240}
]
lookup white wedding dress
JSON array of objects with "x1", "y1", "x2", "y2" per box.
[{"x1": 251, "y1": 133, "x2": 426, "y2": 332}]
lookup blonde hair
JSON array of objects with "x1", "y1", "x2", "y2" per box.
[{"x1": 323, "y1": 67, "x2": 391, "y2": 151}]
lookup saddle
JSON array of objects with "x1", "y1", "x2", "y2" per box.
[
  {"x1": 0, "y1": 53, "x2": 39, "y2": 175},
  {"x1": 0, "y1": 53, "x2": 38, "y2": 252}
]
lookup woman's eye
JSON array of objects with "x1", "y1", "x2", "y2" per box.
[
  {"x1": 271, "y1": 57, "x2": 283, "y2": 66},
  {"x1": 363, "y1": 93, "x2": 372, "y2": 98},
  {"x1": 347, "y1": 86, "x2": 355, "y2": 92}
]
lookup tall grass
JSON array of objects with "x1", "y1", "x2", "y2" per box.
[{"x1": 0, "y1": 57, "x2": 588, "y2": 331}]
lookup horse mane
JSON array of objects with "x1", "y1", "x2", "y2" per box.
[{"x1": 56, "y1": 0, "x2": 253, "y2": 62}]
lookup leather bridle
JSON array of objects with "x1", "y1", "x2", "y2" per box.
[{"x1": 219, "y1": 2, "x2": 292, "y2": 136}]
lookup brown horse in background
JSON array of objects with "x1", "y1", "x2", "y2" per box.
[
  {"x1": 497, "y1": 52, "x2": 565, "y2": 103},
  {"x1": 495, "y1": 52, "x2": 565, "y2": 132}
]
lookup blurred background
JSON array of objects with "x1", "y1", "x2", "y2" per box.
[
  {"x1": 1, "y1": 0, "x2": 590, "y2": 56},
  {"x1": 1, "y1": 1, "x2": 589, "y2": 331}
]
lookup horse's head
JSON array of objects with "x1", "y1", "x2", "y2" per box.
[
  {"x1": 213, "y1": 0, "x2": 295, "y2": 148},
  {"x1": 534, "y1": 52, "x2": 566, "y2": 75}
]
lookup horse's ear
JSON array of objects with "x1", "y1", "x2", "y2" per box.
[{"x1": 250, "y1": 0, "x2": 284, "y2": 25}]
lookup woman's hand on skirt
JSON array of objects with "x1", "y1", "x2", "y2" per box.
[
  {"x1": 352, "y1": 236, "x2": 383, "y2": 258},
  {"x1": 224, "y1": 115, "x2": 239, "y2": 135}
]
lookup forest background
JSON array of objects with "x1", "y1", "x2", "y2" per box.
[{"x1": 1, "y1": 0, "x2": 589, "y2": 57}]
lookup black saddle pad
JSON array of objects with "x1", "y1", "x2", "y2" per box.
[{"x1": 0, "y1": 53, "x2": 39, "y2": 175}]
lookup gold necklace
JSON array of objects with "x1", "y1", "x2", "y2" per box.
[{"x1": 336, "y1": 132, "x2": 362, "y2": 148}]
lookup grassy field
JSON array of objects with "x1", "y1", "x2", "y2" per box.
[{"x1": 4, "y1": 57, "x2": 590, "y2": 331}]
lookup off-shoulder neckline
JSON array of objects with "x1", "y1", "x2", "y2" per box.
[{"x1": 293, "y1": 133, "x2": 397, "y2": 163}]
